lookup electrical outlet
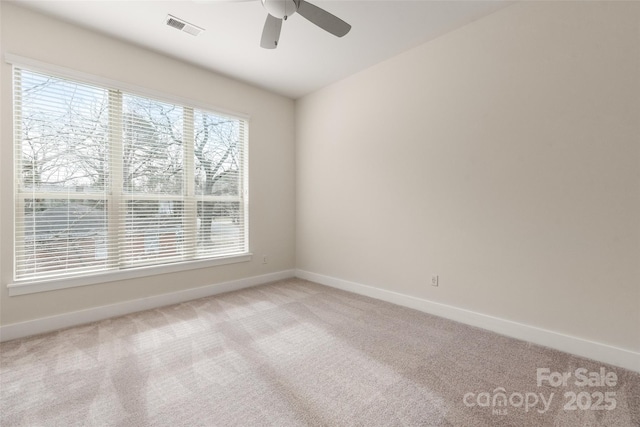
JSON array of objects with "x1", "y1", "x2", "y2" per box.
[
  {"x1": 431, "y1": 275, "x2": 439, "y2": 287},
  {"x1": 262, "y1": 255, "x2": 268, "y2": 264}
]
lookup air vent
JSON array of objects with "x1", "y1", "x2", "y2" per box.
[{"x1": 165, "y1": 15, "x2": 204, "y2": 36}]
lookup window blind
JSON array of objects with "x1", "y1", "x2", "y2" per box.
[{"x1": 14, "y1": 67, "x2": 248, "y2": 282}]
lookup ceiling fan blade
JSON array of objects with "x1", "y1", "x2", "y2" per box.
[
  {"x1": 260, "y1": 14, "x2": 283, "y2": 49},
  {"x1": 296, "y1": 0, "x2": 351, "y2": 37}
]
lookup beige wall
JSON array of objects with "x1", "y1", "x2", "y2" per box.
[
  {"x1": 296, "y1": 1, "x2": 640, "y2": 352},
  {"x1": 0, "y1": 3, "x2": 296, "y2": 325}
]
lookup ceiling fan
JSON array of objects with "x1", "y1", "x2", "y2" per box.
[{"x1": 259, "y1": 0, "x2": 351, "y2": 49}]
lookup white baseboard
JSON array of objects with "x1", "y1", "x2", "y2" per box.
[
  {"x1": 296, "y1": 269, "x2": 640, "y2": 374},
  {"x1": 0, "y1": 269, "x2": 295, "y2": 343}
]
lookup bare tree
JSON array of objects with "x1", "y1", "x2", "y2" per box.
[
  {"x1": 18, "y1": 74, "x2": 110, "y2": 276},
  {"x1": 17, "y1": 71, "x2": 244, "y2": 278},
  {"x1": 194, "y1": 112, "x2": 241, "y2": 246},
  {"x1": 132, "y1": 100, "x2": 242, "y2": 248}
]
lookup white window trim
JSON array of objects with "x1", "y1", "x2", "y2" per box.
[
  {"x1": 6, "y1": 53, "x2": 253, "y2": 296},
  {"x1": 8, "y1": 253, "x2": 253, "y2": 296}
]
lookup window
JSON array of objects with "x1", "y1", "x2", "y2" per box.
[{"x1": 13, "y1": 67, "x2": 248, "y2": 284}]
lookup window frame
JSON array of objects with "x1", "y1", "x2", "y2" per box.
[{"x1": 6, "y1": 54, "x2": 252, "y2": 296}]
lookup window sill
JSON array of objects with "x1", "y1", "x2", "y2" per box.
[{"x1": 7, "y1": 253, "x2": 253, "y2": 296}]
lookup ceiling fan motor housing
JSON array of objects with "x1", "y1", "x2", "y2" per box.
[{"x1": 261, "y1": 0, "x2": 298, "y2": 19}]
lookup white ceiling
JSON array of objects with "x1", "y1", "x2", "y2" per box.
[{"x1": 10, "y1": 0, "x2": 510, "y2": 99}]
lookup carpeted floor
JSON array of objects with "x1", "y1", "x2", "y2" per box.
[{"x1": 1, "y1": 278, "x2": 638, "y2": 426}]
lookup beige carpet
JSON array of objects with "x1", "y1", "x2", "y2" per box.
[{"x1": 1, "y1": 278, "x2": 638, "y2": 426}]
